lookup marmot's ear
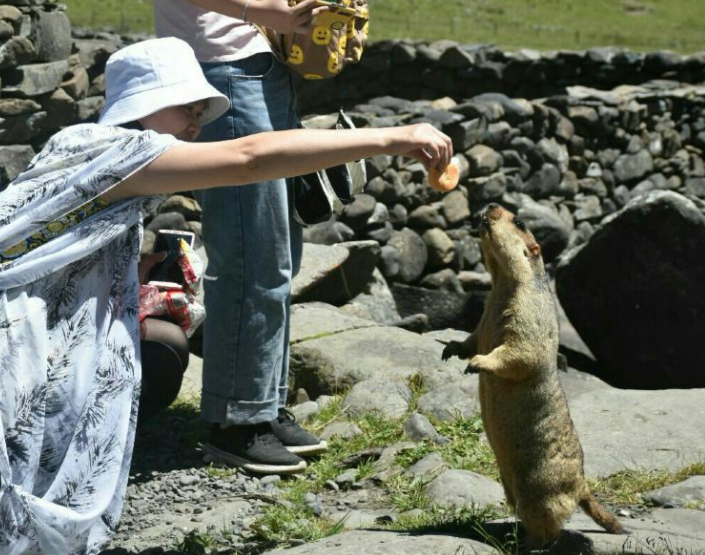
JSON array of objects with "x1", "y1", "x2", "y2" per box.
[{"x1": 529, "y1": 242, "x2": 541, "y2": 257}]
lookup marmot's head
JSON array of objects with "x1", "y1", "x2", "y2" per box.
[{"x1": 478, "y1": 203, "x2": 543, "y2": 280}]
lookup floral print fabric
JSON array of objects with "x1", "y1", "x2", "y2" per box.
[{"x1": 0, "y1": 124, "x2": 179, "y2": 555}]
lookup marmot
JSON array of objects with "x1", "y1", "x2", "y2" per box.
[{"x1": 442, "y1": 203, "x2": 623, "y2": 548}]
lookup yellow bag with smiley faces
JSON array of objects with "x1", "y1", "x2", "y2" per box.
[{"x1": 257, "y1": 0, "x2": 369, "y2": 79}]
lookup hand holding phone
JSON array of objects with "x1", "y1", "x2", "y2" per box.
[{"x1": 148, "y1": 229, "x2": 196, "y2": 287}]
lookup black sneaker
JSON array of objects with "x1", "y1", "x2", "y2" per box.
[
  {"x1": 202, "y1": 422, "x2": 307, "y2": 475},
  {"x1": 271, "y1": 408, "x2": 328, "y2": 456}
]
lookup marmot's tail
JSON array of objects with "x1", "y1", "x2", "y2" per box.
[{"x1": 579, "y1": 492, "x2": 624, "y2": 534}]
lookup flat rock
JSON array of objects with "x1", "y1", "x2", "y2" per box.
[
  {"x1": 643, "y1": 476, "x2": 705, "y2": 507},
  {"x1": 343, "y1": 379, "x2": 412, "y2": 419},
  {"x1": 320, "y1": 421, "x2": 363, "y2": 441},
  {"x1": 569, "y1": 388, "x2": 705, "y2": 477},
  {"x1": 416, "y1": 377, "x2": 480, "y2": 422},
  {"x1": 404, "y1": 453, "x2": 446, "y2": 479},
  {"x1": 425, "y1": 469, "x2": 504, "y2": 509},
  {"x1": 564, "y1": 508, "x2": 705, "y2": 554},
  {"x1": 289, "y1": 308, "x2": 467, "y2": 398},
  {"x1": 261, "y1": 530, "x2": 499, "y2": 555}
]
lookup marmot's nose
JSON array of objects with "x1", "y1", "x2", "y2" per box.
[{"x1": 483, "y1": 203, "x2": 504, "y2": 220}]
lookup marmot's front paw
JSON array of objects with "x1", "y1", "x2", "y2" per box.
[
  {"x1": 464, "y1": 363, "x2": 481, "y2": 374},
  {"x1": 441, "y1": 341, "x2": 463, "y2": 361}
]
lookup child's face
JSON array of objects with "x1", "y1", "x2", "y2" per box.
[{"x1": 139, "y1": 100, "x2": 207, "y2": 141}]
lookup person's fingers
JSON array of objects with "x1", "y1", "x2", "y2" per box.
[{"x1": 292, "y1": 0, "x2": 321, "y2": 14}]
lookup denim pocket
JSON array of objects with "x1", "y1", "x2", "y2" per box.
[{"x1": 230, "y1": 52, "x2": 277, "y2": 81}]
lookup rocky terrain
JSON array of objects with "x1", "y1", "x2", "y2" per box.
[{"x1": 2, "y1": 3, "x2": 705, "y2": 554}]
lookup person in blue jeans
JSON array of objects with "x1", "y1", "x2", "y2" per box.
[{"x1": 153, "y1": 0, "x2": 330, "y2": 474}]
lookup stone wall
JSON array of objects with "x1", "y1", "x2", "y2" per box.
[{"x1": 295, "y1": 40, "x2": 705, "y2": 113}]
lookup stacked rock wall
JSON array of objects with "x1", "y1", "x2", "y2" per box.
[
  {"x1": 0, "y1": 3, "x2": 119, "y2": 187},
  {"x1": 295, "y1": 40, "x2": 705, "y2": 113},
  {"x1": 304, "y1": 84, "x2": 705, "y2": 332}
]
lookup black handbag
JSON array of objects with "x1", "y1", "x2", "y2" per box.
[{"x1": 293, "y1": 109, "x2": 367, "y2": 226}]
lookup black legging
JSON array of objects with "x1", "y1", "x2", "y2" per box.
[{"x1": 139, "y1": 317, "x2": 189, "y2": 422}]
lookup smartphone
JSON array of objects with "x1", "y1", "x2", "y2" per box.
[{"x1": 148, "y1": 229, "x2": 196, "y2": 286}]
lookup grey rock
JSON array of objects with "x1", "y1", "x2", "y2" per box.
[
  {"x1": 387, "y1": 228, "x2": 428, "y2": 283},
  {"x1": 403, "y1": 413, "x2": 449, "y2": 445},
  {"x1": 0, "y1": 98, "x2": 41, "y2": 116},
  {"x1": 289, "y1": 307, "x2": 467, "y2": 398},
  {"x1": 392, "y1": 283, "x2": 486, "y2": 332},
  {"x1": 260, "y1": 530, "x2": 499, "y2": 555},
  {"x1": 515, "y1": 194, "x2": 571, "y2": 262},
  {"x1": 457, "y1": 271, "x2": 492, "y2": 291},
  {"x1": 32, "y1": 10, "x2": 71, "y2": 62},
  {"x1": 292, "y1": 241, "x2": 380, "y2": 306},
  {"x1": 0, "y1": 36, "x2": 35, "y2": 69},
  {"x1": 76, "y1": 96, "x2": 104, "y2": 122},
  {"x1": 613, "y1": 150, "x2": 654, "y2": 183},
  {"x1": 571, "y1": 387, "x2": 705, "y2": 478},
  {"x1": 523, "y1": 164, "x2": 562, "y2": 199},
  {"x1": 61, "y1": 67, "x2": 90, "y2": 100},
  {"x1": 422, "y1": 228, "x2": 455, "y2": 269},
  {"x1": 0, "y1": 111, "x2": 46, "y2": 145},
  {"x1": 343, "y1": 379, "x2": 412, "y2": 419},
  {"x1": 643, "y1": 476, "x2": 705, "y2": 507},
  {"x1": 565, "y1": 508, "x2": 705, "y2": 554},
  {"x1": 467, "y1": 172, "x2": 507, "y2": 201},
  {"x1": 404, "y1": 453, "x2": 447, "y2": 479},
  {"x1": 440, "y1": 188, "x2": 470, "y2": 226},
  {"x1": 466, "y1": 144, "x2": 502, "y2": 177},
  {"x1": 290, "y1": 401, "x2": 319, "y2": 422},
  {"x1": 3, "y1": 60, "x2": 68, "y2": 97},
  {"x1": 0, "y1": 145, "x2": 34, "y2": 184},
  {"x1": 425, "y1": 469, "x2": 504, "y2": 509},
  {"x1": 320, "y1": 421, "x2": 363, "y2": 441},
  {"x1": 40, "y1": 87, "x2": 76, "y2": 131},
  {"x1": 340, "y1": 268, "x2": 401, "y2": 325},
  {"x1": 557, "y1": 191, "x2": 705, "y2": 388},
  {"x1": 419, "y1": 269, "x2": 463, "y2": 293},
  {"x1": 408, "y1": 204, "x2": 447, "y2": 230},
  {"x1": 158, "y1": 195, "x2": 202, "y2": 221},
  {"x1": 572, "y1": 194, "x2": 603, "y2": 221},
  {"x1": 302, "y1": 220, "x2": 355, "y2": 245},
  {"x1": 447, "y1": 117, "x2": 488, "y2": 151},
  {"x1": 416, "y1": 378, "x2": 479, "y2": 422}
]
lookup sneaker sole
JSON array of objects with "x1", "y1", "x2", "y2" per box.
[
  {"x1": 202, "y1": 443, "x2": 307, "y2": 475},
  {"x1": 285, "y1": 440, "x2": 328, "y2": 456}
]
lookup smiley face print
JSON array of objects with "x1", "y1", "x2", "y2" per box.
[
  {"x1": 327, "y1": 52, "x2": 341, "y2": 74},
  {"x1": 312, "y1": 26, "x2": 332, "y2": 45},
  {"x1": 287, "y1": 44, "x2": 304, "y2": 65}
]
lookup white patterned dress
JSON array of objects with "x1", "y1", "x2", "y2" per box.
[{"x1": 0, "y1": 124, "x2": 179, "y2": 555}]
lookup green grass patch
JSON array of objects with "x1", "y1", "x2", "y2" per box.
[
  {"x1": 589, "y1": 461, "x2": 705, "y2": 508},
  {"x1": 62, "y1": 0, "x2": 705, "y2": 53}
]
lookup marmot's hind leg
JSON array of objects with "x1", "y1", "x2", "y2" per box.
[{"x1": 516, "y1": 499, "x2": 567, "y2": 550}]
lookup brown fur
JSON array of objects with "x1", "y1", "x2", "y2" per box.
[{"x1": 442, "y1": 203, "x2": 623, "y2": 548}]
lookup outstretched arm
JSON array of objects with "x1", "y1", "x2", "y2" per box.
[{"x1": 102, "y1": 124, "x2": 452, "y2": 201}]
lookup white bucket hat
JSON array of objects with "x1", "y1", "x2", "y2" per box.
[{"x1": 99, "y1": 37, "x2": 229, "y2": 127}]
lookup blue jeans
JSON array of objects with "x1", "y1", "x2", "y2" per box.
[{"x1": 195, "y1": 53, "x2": 302, "y2": 425}]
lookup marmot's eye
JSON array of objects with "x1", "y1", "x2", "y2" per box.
[{"x1": 513, "y1": 217, "x2": 527, "y2": 231}]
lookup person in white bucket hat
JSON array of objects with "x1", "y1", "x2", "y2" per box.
[
  {"x1": 99, "y1": 36, "x2": 230, "y2": 130},
  {"x1": 0, "y1": 36, "x2": 452, "y2": 554}
]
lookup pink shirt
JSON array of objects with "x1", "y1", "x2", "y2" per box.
[{"x1": 154, "y1": 0, "x2": 270, "y2": 63}]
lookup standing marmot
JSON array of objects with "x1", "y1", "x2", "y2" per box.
[{"x1": 442, "y1": 203, "x2": 623, "y2": 548}]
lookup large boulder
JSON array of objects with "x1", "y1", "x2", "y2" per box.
[
  {"x1": 292, "y1": 241, "x2": 380, "y2": 306},
  {"x1": 556, "y1": 191, "x2": 705, "y2": 388}
]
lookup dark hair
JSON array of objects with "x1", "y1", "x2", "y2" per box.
[{"x1": 119, "y1": 121, "x2": 144, "y2": 131}]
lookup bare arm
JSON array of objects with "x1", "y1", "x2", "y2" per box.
[
  {"x1": 182, "y1": 0, "x2": 324, "y2": 34},
  {"x1": 102, "y1": 124, "x2": 452, "y2": 202}
]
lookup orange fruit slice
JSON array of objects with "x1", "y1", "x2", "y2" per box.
[{"x1": 428, "y1": 162, "x2": 459, "y2": 192}]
